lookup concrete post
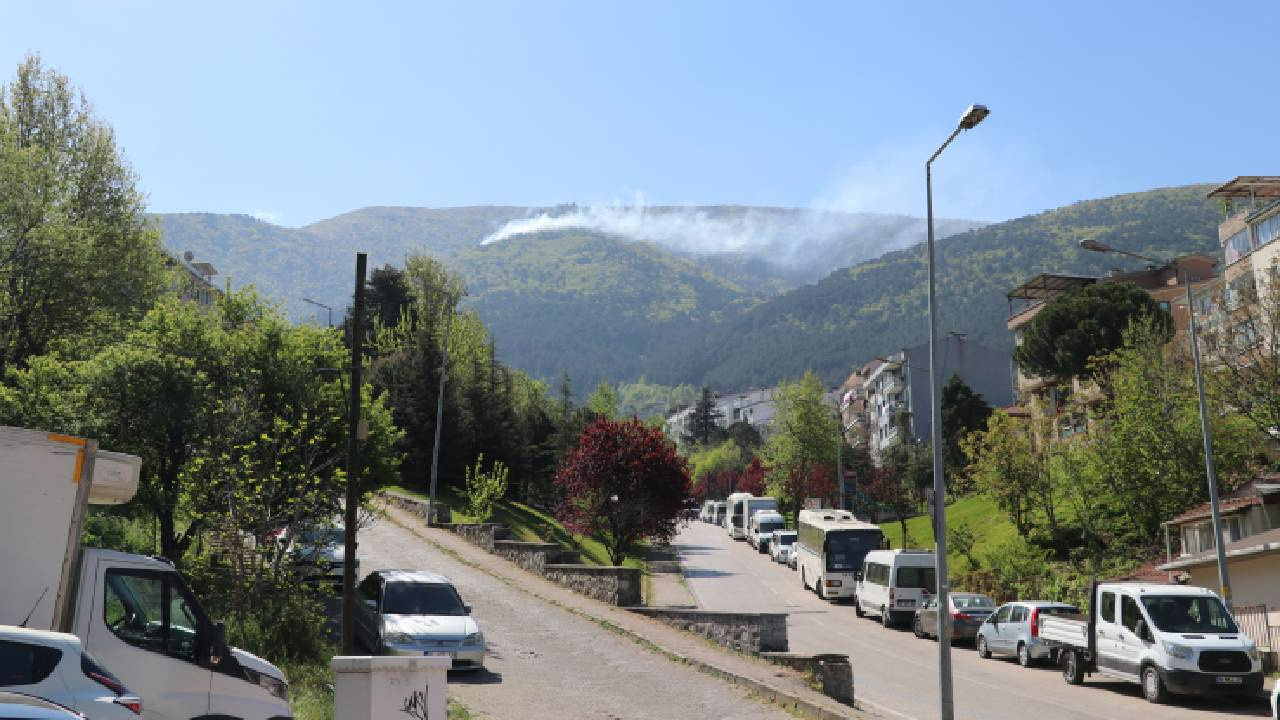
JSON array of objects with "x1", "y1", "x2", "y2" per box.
[
  {"x1": 814, "y1": 653, "x2": 854, "y2": 705},
  {"x1": 332, "y1": 656, "x2": 450, "y2": 720}
]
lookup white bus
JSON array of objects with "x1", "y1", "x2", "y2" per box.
[
  {"x1": 795, "y1": 509, "x2": 884, "y2": 601},
  {"x1": 726, "y1": 494, "x2": 777, "y2": 540}
]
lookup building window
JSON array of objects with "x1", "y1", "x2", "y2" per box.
[
  {"x1": 1158, "y1": 301, "x2": 1171, "y2": 314},
  {"x1": 1256, "y1": 213, "x2": 1280, "y2": 249},
  {"x1": 1225, "y1": 229, "x2": 1252, "y2": 264}
]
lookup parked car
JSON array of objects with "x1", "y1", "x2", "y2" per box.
[
  {"x1": 354, "y1": 570, "x2": 487, "y2": 670},
  {"x1": 290, "y1": 524, "x2": 358, "y2": 582},
  {"x1": 1270, "y1": 679, "x2": 1277, "y2": 720},
  {"x1": 698, "y1": 501, "x2": 715, "y2": 522},
  {"x1": 0, "y1": 627, "x2": 141, "y2": 718},
  {"x1": 913, "y1": 592, "x2": 995, "y2": 642},
  {"x1": 769, "y1": 530, "x2": 797, "y2": 565},
  {"x1": 0, "y1": 692, "x2": 85, "y2": 719},
  {"x1": 976, "y1": 601, "x2": 1079, "y2": 667},
  {"x1": 710, "y1": 502, "x2": 726, "y2": 526}
]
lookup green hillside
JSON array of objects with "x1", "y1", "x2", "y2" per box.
[
  {"x1": 455, "y1": 231, "x2": 765, "y2": 385},
  {"x1": 653, "y1": 185, "x2": 1222, "y2": 389}
]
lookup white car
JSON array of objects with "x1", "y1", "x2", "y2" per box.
[
  {"x1": 290, "y1": 525, "x2": 359, "y2": 582},
  {"x1": 354, "y1": 570, "x2": 487, "y2": 670},
  {"x1": 769, "y1": 530, "x2": 797, "y2": 565},
  {"x1": 1270, "y1": 679, "x2": 1277, "y2": 720},
  {"x1": 0, "y1": 627, "x2": 140, "y2": 719},
  {"x1": 0, "y1": 692, "x2": 84, "y2": 719}
]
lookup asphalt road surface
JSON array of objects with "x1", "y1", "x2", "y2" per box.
[
  {"x1": 676, "y1": 519, "x2": 1269, "y2": 720},
  {"x1": 356, "y1": 512, "x2": 801, "y2": 720}
]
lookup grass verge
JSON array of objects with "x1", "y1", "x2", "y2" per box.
[
  {"x1": 384, "y1": 483, "x2": 645, "y2": 570},
  {"x1": 878, "y1": 494, "x2": 1017, "y2": 562}
]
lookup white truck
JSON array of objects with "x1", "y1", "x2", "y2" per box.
[
  {"x1": 1039, "y1": 581, "x2": 1264, "y2": 703},
  {"x1": 0, "y1": 426, "x2": 292, "y2": 720}
]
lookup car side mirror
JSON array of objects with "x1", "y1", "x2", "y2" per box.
[{"x1": 463, "y1": 604, "x2": 472, "y2": 614}]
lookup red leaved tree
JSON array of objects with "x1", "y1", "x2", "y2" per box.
[
  {"x1": 863, "y1": 465, "x2": 920, "y2": 548},
  {"x1": 788, "y1": 464, "x2": 838, "y2": 510},
  {"x1": 555, "y1": 418, "x2": 692, "y2": 565},
  {"x1": 738, "y1": 456, "x2": 767, "y2": 495}
]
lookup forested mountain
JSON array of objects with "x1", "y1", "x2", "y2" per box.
[
  {"x1": 154, "y1": 205, "x2": 979, "y2": 386},
  {"x1": 651, "y1": 185, "x2": 1222, "y2": 389}
]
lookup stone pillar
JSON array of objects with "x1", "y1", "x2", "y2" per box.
[
  {"x1": 814, "y1": 653, "x2": 854, "y2": 705},
  {"x1": 332, "y1": 655, "x2": 450, "y2": 720}
]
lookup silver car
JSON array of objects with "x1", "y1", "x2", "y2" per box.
[
  {"x1": 0, "y1": 693, "x2": 85, "y2": 719},
  {"x1": 976, "y1": 601, "x2": 1079, "y2": 666},
  {"x1": 354, "y1": 570, "x2": 487, "y2": 670},
  {"x1": 913, "y1": 592, "x2": 995, "y2": 642}
]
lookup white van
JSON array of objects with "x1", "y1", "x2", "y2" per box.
[
  {"x1": 855, "y1": 549, "x2": 936, "y2": 628},
  {"x1": 727, "y1": 494, "x2": 777, "y2": 541},
  {"x1": 747, "y1": 511, "x2": 786, "y2": 552}
]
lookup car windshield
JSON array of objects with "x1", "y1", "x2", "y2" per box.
[
  {"x1": 382, "y1": 582, "x2": 467, "y2": 616},
  {"x1": 777, "y1": 534, "x2": 796, "y2": 546},
  {"x1": 952, "y1": 595, "x2": 994, "y2": 609},
  {"x1": 1141, "y1": 595, "x2": 1238, "y2": 634},
  {"x1": 758, "y1": 520, "x2": 785, "y2": 534},
  {"x1": 299, "y1": 528, "x2": 344, "y2": 546},
  {"x1": 824, "y1": 530, "x2": 881, "y2": 571},
  {"x1": 895, "y1": 567, "x2": 937, "y2": 590}
]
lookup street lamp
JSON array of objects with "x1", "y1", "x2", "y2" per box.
[
  {"x1": 926, "y1": 103, "x2": 988, "y2": 720},
  {"x1": 1077, "y1": 239, "x2": 1233, "y2": 607},
  {"x1": 302, "y1": 297, "x2": 334, "y2": 328}
]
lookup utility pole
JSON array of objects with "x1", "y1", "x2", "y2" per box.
[
  {"x1": 427, "y1": 293, "x2": 458, "y2": 525},
  {"x1": 341, "y1": 253, "x2": 366, "y2": 656}
]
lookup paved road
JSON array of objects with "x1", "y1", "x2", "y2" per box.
[
  {"x1": 356, "y1": 512, "x2": 801, "y2": 720},
  {"x1": 676, "y1": 519, "x2": 1269, "y2": 720}
]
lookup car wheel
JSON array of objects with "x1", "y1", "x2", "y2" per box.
[
  {"x1": 1061, "y1": 649, "x2": 1083, "y2": 685},
  {"x1": 854, "y1": 596, "x2": 865, "y2": 618},
  {"x1": 801, "y1": 568, "x2": 809, "y2": 590},
  {"x1": 977, "y1": 635, "x2": 991, "y2": 659},
  {"x1": 913, "y1": 617, "x2": 925, "y2": 638},
  {"x1": 1017, "y1": 642, "x2": 1032, "y2": 668},
  {"x1": 1141, "y1": 665, "x2": 1167, "y2": 704},
  {"x1": 816, "y1": 577, "x2": 825, "y2": 600},
  {"x1": 881, "y1": 606, "x2": 892, "y2": 628}
]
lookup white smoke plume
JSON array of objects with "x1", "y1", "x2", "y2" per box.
[{"x1": 481, "y1": 197, "x2": 982, "y2": 279}]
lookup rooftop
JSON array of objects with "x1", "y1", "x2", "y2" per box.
[
  {"x1": 1206, "y1": 176, "x2": 1280, "y2": 199},
  {"x1": 1006, "y1": 273, "x2": 1097, "y2": 302}
]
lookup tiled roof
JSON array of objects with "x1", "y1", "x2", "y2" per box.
[
  {"x1": 1164, "y1": 496, "x2": 1261, "y2": 526},
  {"x1": 1107, "y1": 558, "x2": 1173, "y2": 583}
]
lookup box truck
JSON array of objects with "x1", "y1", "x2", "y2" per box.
[{"x1": 0, "y1": 426, "x2": 292, "y2": 719}]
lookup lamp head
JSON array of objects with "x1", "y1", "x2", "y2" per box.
[
  {"x1": 958, "y1": 104, "x2": 990, "y2": 130},
  {"x1": 1078, "y1": 239, "x2": 1113, "y2": 253}
]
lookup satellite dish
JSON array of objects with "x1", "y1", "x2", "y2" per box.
[{"x1": 183, "y1": 251, "x2": 194, "y2": 261}]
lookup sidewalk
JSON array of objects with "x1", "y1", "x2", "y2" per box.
[
  {"x1": 645, "y1": 543, "x2": 698, "y2": 608},
  {"x1": 377, "y1": 502, "x2": 874, "y2": 720}
]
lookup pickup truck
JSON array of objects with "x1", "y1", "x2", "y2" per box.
[
  {"x1": 0, "y1": 426, "x2": 292, "y2": 719},
  {"x1": 1039, "y1": 581, "x2": 1264, "y2": 703}
]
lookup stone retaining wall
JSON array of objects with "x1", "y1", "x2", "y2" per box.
[
  {"x1": 543, "y1": 564, "x2": 642, "y2": 607},
  {"x1": 628, "y1": 608, "x2": 788, "y2": 653},
  {"x1": 492, "y1": 540, "x2": 581, "y2": 574}
]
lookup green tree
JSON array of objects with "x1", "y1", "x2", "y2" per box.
[
  {"x1": 939, "y1": 374, "x2": 992, "y2": 489},
  {"x1": 587, "y1": 381, "x2": 619, "y2": 419},
  {"x1": 962, "y1": 409, "x2": 1053, "y2": 535},
  {"x1": 463, "y1": 453, "x2": 510, "y2": 522},
  {"x1": 1056, "y1": 317, "x2": 1259, "y2": 551},
  {"x1": 761, "y1": 372, "x2": 837, "y2": 517},
  {"x1": 682, "y1": 386, "x2": 724, "y2": 447},
  {"x1": 1013, "y1": 282, "x2": 1173, "y2": 381},
  {"x1": 0, "y1": 55, "x2": 166, "y2": 374}
]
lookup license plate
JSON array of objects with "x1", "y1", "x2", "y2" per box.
[
  {"x1": 1214, "y1": 676, "x2": 1242, "y2": 685},
  {"x1": 898, "y1": 599, "x2": 915, "y2": 607},
  {"x1": 424, "y1": 651, "x2": 451, "y2": 657}
]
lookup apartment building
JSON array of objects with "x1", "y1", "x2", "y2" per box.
[
  {"x1": 1005, "y1": 255, "x2": 1217, "y2": 440},
  {"x1": 838, "y1": 359, "x2": 881, "y2": 450},
  {"x1": 167, "y1": 250, "x2": 220, "y2": 307},
  {"x1": 664, "y1": 387, "x2": 777, "y2": 443},
  {"x1": 861, "y1": 334, "x2": 1013, "y2": 466}
]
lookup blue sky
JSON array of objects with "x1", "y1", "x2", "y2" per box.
[{"x1": 4, "y1": 1, "x2": 1278, "y2": 226}]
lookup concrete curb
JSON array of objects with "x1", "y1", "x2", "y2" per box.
[{"x1": 378, "y1": 502, "x2": 870, "y2": 720}]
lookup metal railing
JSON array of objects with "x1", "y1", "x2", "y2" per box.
[{"x1": 1233, "y1": 604, "x2": 1274, "y2": 650}]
